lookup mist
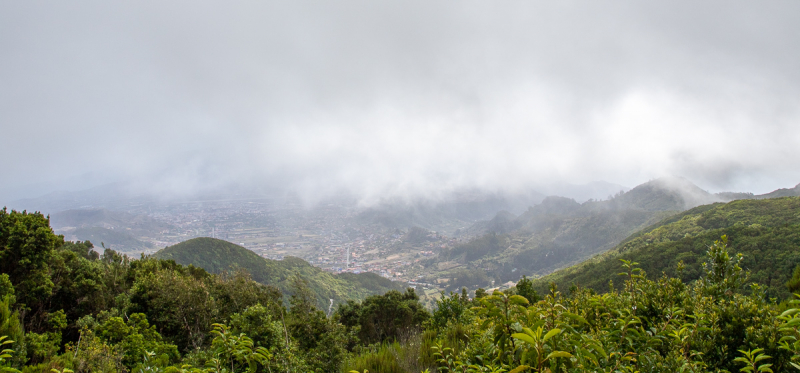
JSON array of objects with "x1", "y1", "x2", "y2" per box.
[{"x1": 2, "y1": 1, "x2": 799, "y2": 205}]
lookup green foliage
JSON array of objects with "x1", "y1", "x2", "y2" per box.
[
  {"x1": 94, "y1": 313, "x2": 179, "y2": 368},
  {"x1": 127, "y1": 267, "x2": 219, "y2": 351},
  {"x1": 515, "y1": 276, "x2": 540, "y2": 304},
  {"x1": 734, "y1": 348, "x2": 773, "y2": 373},
  {"x1": 699, "y1": 235, "x2": 748, "y2": 298},
  {"x1": 336, "y1": 289, "x2": 429, "y2": 346},
  {"x1": 69, "y1": 329, "x2": 126, "y2": 373},
  {"x1": 511, "y1": 326, "x2": 572, "y2": 372},
  {"x1": 786, "y1": 265, "x2": 800, "y2": 294},
  {"x1": 153, "y1": 237, "x2": 405, "y2": 309},
  {"x1": 58, "y1": 242, "x2": 97, "y2": 261},
  {"x1": 0, "y1": 335, "x2": 21, "y2": 373},
  {"x1": 492, "y1": 194, "x2": 676, "y2": 283},
  {"x1": 0, "y1": 209, "x2": 63, "y2": 324},
  {"x1": 474, "y1": 290, "x2": 530, "y2": 365},
  {"x1": 535, "y1": 197, "x2": 800, "y2": 299},
  {"x1": 206, "y1": 323, "x2": 271, "y2": 373},
  {"x1": 285, "y1": 275, "x2": 352, "y2": 372},
  {"x1": 8, "y1": 200, "x2": 800, "y2": 373},
  {"x1": 0, "y1": 276, "x2": 13, "y2": 304},
  {"x1": 430, "y1": 291, "x2": 470, "y2": 331},
  {"x1": 342, "y1": 343, "x2": 406, "y2": 373},
  {"x1": 0, "y1": 296, "x2": 23, "y2": 368},
  {"x1": 229, "y1": 304, "x2": 284, "y2": 351},
  {"x1": 342, "y1": 235, "x2": 799, "y2": 372}
]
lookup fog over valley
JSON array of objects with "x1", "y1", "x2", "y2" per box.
[
  {"x1": 3, "y1": 0, "x2": 800, "y2": 289},
  {"x1": 2, "y1": 1, "x2": 800, "y2": 205},
  {"x1": 5, "y1": 4, "x2": 800, "y2": 371}
]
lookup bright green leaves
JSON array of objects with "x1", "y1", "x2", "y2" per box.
[
  {"x1": 512, "y1": 326, "x2": 572, "y2": 372},
  {"x1": 545, "y1": 351, "x2": 573, "y2": 360},
  {"x1": 734, "y1": 348, "x2": 773, "y2": 373},
  {"x1": 509, "y1": 295, "x2": 530, "y2": 307},
  {"x1": 208, "y1": 323, "x2": 272, "y2": 373},
  {"x1": 542, "y1": 328, "x2": 562, "y2": 343},
  {"x1": 700, "y1": 235, "x2": 748, "y2": 299},
  {"x1": 0, "y1": 336, "x2": 20, "y2": 373},
  {"x1": 778, "y1": 299, "x2": 800, "y2": 370},
  {"x1": 618, "y1": 259, "x2": 643, "y2": 281},
  {"x1": 475, "y1": 290, "x2": 530, "y2": 365},
  {"x1": 94, "y1": 313, "x2": 179, "y2": 369}
]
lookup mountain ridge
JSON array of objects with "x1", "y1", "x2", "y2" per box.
[
  {"x1": 531, "y1": 196, "x2": 800, "y2": 299},
  {"x1": 153, "y1": 237, "x2": 407, "y2": 309}
]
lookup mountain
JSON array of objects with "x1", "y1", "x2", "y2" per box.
[
  {"x1": 717, "y1": 183, "x2": 800, "y2": 201},
  {"x1": 758, "y1": 183, "x2": 800, "y2": 199},
  {"x1": 533, "y1": 196, "x2": 800, "y2": 299},
  {"x1": 153, "y1": 237, "x2": 406, "y2": 309},
  {"x1": 50, "y1": 208, "x2": 172, "y2": 233},
  {"x1": 431, "y1": 177, "x2": 723, "y2": 289},
  {"x1": 462, "y1": 210, "x2": 519, "y2": 236},
  {"x1": 611, "y1": 176, "x2": 721, "y2": 211},
  {"x1": 355, "y1": 189, "x2": 545, "y2": 235},
  {"x1": 66, "y1": 227, "x2": 154, "y2": 251},
  {"x1": 49, "y1": 208, "x2": 172, "y2": 251},
  {"x1": 7, "y1": 182, "x2": 146, "y2": 212},
  {"x1": 534, "y1": 180, "x2": 630, "y2": 203}
]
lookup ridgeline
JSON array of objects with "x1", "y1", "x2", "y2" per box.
[
  {"x1": 153, "y1": 237, "x2": 405, "y2": 309},
  {"x1": 534, "y1": 196, "x2": 800, "y2": 299}
]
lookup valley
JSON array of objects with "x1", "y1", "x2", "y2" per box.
[{"x1": 28, "y1": 177, "x2": 800, "y2": 300}]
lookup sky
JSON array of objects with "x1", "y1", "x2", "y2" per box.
[{"x1": 2, "y1": 1, "x2": 799, "y2": 205}]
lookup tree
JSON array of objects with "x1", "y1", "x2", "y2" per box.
[
  {"x1": 516, "y1": 275, "x2": 540, "y2": 304},
  {"x1": 94, "y1": 313, "x2": 179, "y2": 369},
  {"x1": 336, "y1": 288, "x2": 429, "y2": 345},
  {"x1": 0, "y1": 209, "x2": 63, "y2": 329},
  {"x1": 430, "y1": 291, "x2": 469, "y2": 330},
  {"x1": 786, "y1": 264, "x2": 800, "y2": 294},
  {"x1": 699, "y1": 235, "x2": 748, "y2": 298}
]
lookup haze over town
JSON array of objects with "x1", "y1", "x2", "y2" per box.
[
  {"x1": 5, "y1": 6, "x2": 800, "y2": 371},
  {"x1": 2, "y1": 1, "x2": 800, "y2": 207}
]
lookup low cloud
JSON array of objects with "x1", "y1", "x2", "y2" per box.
[{"x1": 2, "y1": 1, "x2": 799, "y2": 204}]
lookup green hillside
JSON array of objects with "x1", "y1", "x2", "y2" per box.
[
  {"x1": 436, "y1": 178, "x2": 703, "y2": 288},
  {"x1": 533, "y1": 196, "x2": 800, "y2": 299},
  {"x1": 154, "y1": 237, "x2": 405, "y2": 308}
]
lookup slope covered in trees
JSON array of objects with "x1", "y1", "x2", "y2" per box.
[
  {"x1": 153, "y1": 237, "x2": 405, "y2": 309},
  {"x1": 534, "y1": 196, "x2": 800, "y2": 299},
  {"x1": 6, "y1": 199, "x2": 800, "y2": 372},
  {"x1": 432, "y1": 177, "x2": 711, "y2": 288},
  {"x1": 0, "y1": 207, "x2": 428, "y2": 373}
]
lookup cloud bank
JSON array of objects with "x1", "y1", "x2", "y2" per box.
[{"x1": 1, "y1": 1, "x2": 799, "y2": 203}]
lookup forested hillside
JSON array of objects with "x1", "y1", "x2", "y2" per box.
[
  {"x1": 432, "y1": 177, "x2": 709, "y2": 289},
  {"x1": 5, "y1": 201, "x2": 800, "y2": 372},
  {"x1": 153, "y1": 237, "x2": 404, "y2": 309},
  {"x1": 535, "y1": 196, "x2": 800, "y2": 299}
]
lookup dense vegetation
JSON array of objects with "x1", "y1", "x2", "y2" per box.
[
  {"x1": 153, "y1": 237, "x2": 405, "y2": 309},
  {"x1": 0, "y1": 207, "x2": 425, "y2": 372},
  {"x1": 433, "y1": 178, "x2": 715, "y2": 288},
  {"x1": 5, "y1": 196, "x2": 800, "y2": 373},
  {"x1": 343, "y1": 234, "x2": 800, "y2": 373},
  {"x1": 535, "y1": 197, "x2": 800, "y2": 299}
]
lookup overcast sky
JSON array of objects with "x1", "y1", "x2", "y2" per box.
[{"x1": 2, "y1": 1, "x2": 799, "y2": 204}]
